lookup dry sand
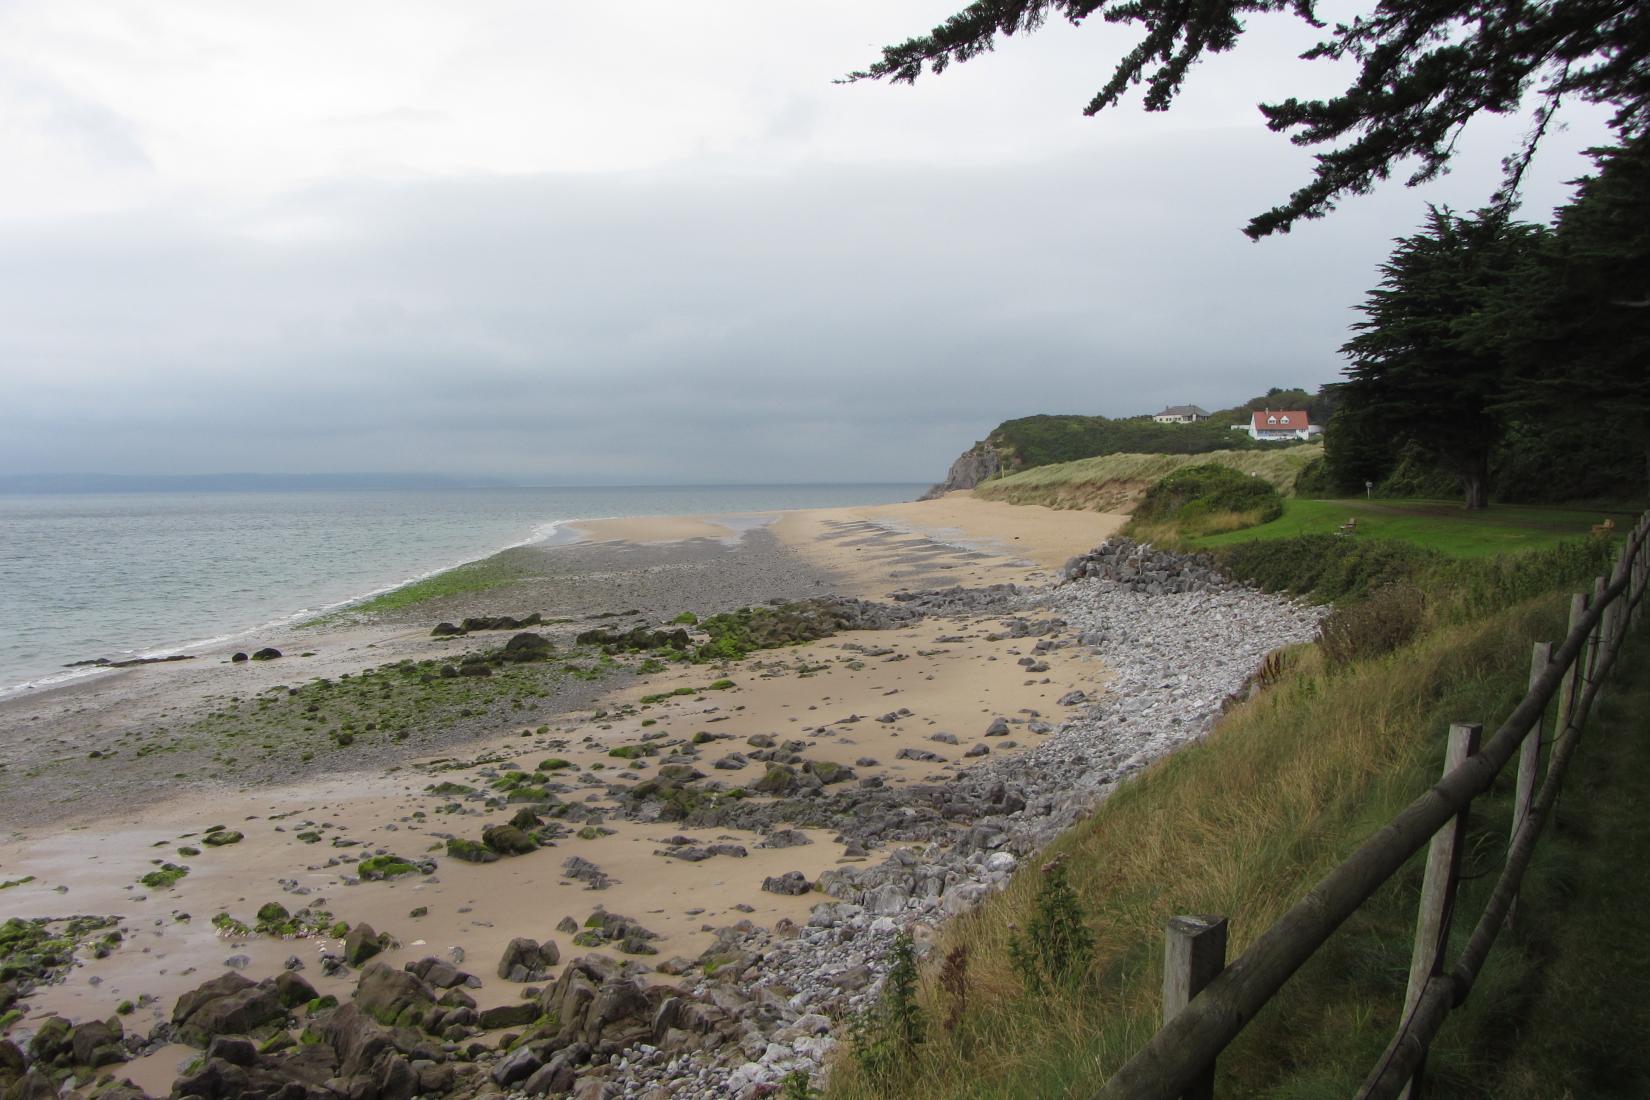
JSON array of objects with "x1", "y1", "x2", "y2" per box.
[{"x1": 0, "y1": 490, "x2": 1127, "y2": 1084}]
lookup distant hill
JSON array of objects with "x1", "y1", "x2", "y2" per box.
[
  {"x1": 0, "y1": 472, "x2": 516, "y2": 494},
  {"x1": 923, "y1": 387, "x2": 1337, "y2": 497}
]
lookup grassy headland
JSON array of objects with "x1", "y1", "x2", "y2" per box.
[
  {"x1": 828, "y1": 503, "x2": 1639, "y2": 1099},
  {"x1": 972, "y1": 446, "x2": 1321, "y2": 512}
]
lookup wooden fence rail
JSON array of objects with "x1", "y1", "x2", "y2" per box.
[{"x1": 1095, "y1": 510, "x2": 1650, "y2": 1100}]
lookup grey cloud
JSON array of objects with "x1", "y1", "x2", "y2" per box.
[{"x1": 0, "y1": 122, "x2": 1602, "y2": 484}]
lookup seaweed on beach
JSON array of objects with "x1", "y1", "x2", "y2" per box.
[
  {"x1": 180, "y1": 642, "x2": 621, "y2": 771},
  {"x1": 0, "y1": 915, "x2": 122, "y2": 1012}
]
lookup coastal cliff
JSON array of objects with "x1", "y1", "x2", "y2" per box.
[{"x1": 920, "y1": 439, "x2": 1004, "y2": 498}]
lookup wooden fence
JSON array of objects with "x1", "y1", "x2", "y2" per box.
[{"x1": 1093, "y1": 509, "x2": 1650, "y2": 1100}]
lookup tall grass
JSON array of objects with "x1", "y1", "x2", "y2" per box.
[
  {"x1": 826, "y1": 551, "x2": 1624, "y2": 1099},
  {"x1": 973, "y1": 446, "x2": 1323, "y2": 512}
]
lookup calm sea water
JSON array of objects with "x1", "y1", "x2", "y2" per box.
[{"x1": 0, "y1": 484, "x2": 923, "y2": 695}]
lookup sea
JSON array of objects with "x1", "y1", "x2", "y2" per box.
[{"x1": 0, "y1": 484, "x2": 925, "y2": 698}]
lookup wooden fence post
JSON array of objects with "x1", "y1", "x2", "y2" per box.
[
  {"x1": 1633, "y1": 516, "x2": 1647, "y2": 628},
  {"x1": 1507, "y1": 644, "x2": 1550, "y2": 931},
  {"x1": 1398, "y1": 722, "x2": 1482, "y2": 1100},
  {"x1": 1164, "y1": 915, "x2": 1229, "y2": 1100},
  {"x1": 1586, "y1": 576, "x2": 1607, "y2": 701},
  {"x1": 1553, "y1": 593, "x2": 1588, "y2": 743}
]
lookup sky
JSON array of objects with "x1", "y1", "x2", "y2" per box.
[{"x1": 0, "y1": 1, "x2": 1618, "y2": 485}]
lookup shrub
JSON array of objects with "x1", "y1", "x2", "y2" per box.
[
  {"x1": 1217, "y1": 535, "x2": 1439, "y2": 602},
  {"x1": 1317, "y1": 582, "x2": 1427, "y2": 666},
  {"x1": 1291, "y1": 456, "x2": 1339, "y2": 498},
  {"x1": 1133, "y1": 464, "x2": 1284, "y2": 536},
  {"x1": 1008, "y1": 856, "x2": 1095, "y2": 993},
  {"x1": 852, "y1": 932, "x2": 926, "y2": 1082}
]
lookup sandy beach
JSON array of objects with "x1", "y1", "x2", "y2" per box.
[{"x1": 0, "y1": 491, "x2": 1142, "y2": 1096}]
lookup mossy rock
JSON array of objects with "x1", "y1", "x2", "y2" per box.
[
  {"x1": 255, "y1": 902, "x2": 291, "y2": 926},
  {"x1": 426, "y1": 782, "x2": 475, "y2": 796},
  {"x1": 752, "y1": 765, "x2": 798, "y2": 794},
  {"x1": 140, "y1": 863, "x2": 189, "y2": 889},
  {"x1": 357, "y1": 855, "x2": 420, "y2": 881},
  {"x1": 445, "y1": 839, "x2": 499, "y2": 864},
  {"x1": 482, "y1": 824, "x2": 537, "y2": 855},
  {"x1": 805, "y1": 760, "x2": 854, "y2": 785},
  {"x1": 536, "y1": 759, "x2": 573, "y2": 772},
  {"x1": 202, "y1": 830, "x2": 244, "y2": 847}
]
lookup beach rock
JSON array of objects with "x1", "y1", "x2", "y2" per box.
[
  {"x1": 273, "y1": 970, "x2": 316, "y2": 1007},
  {"x1": 482, "y1": 824, "x2": 538, "y2": 855},
  {"x1": 761, "y1": 872, "x2": 810, "y2": 896},
  {"x1": 501, "y1": 632, "x2": 554, "y2": 662},
  {"x1": 355, "y1": 962, "x2": 438, "y2": 1030},
  {"x1": 563, "y1": 856, "x2": 611, "y2": 890},
  {"x1": 752, "y1": 765, "x2": 798, "y2": 794},
  {"x1": 478, "y1": 1001, "x2": 540, "y2": 1029},
  {"x1": 497, "y1": 938, "x2": 559, "y2": 982},
  {"x1": 984, "y1": 717, "x2": 1010, "y2": 736},
  {"x1": 172, "y1": 972, "x2": 284, "y2": 1044},
  {"x1": 964, "y1": 743, "x2": 990, "y2": 757},
  {"x1": 757, "y1": 829, "x2": 811, "y2": 849},
  {"x1": 344, "y1": 922, "x2": 384, "y2": 966},
  {"x1": 70, "y1": 1018, "x2": 124, "y2": 1067},
  {"x1": 230, "y1": 652, "x2": 248, "y2": 663},
  {"x1": 204, "y1": 1035, "x2": 256, "y2": 1067},
  {"x1": 250, "y1": 647, "x2": 282, "y2": 661},
  {"x1": 446, "y1": 838, "x2": 500, "y2": 863}
]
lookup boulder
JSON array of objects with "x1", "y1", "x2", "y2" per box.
[
  {"x1": 250, "y1": 647, "x2": 282, "y2": 661},
  {"x1": 273, "y1": 970, "x2": 317, "y2": 1007},
  {"x1": 477, "y1": 1001, "x2": 540, "y2": 1029},
  {"x1": 70, "y1": 1018, "x2": 124, "y2": 1068},
  {"x1": 482, "y1": 824, "x2": 537, "y2": 855},
  {"x1": 354, "y1": 962, "x2": 438, "y2": 1030},
  {"x1": 172, "y1": 972, "x2": 285, "y2": 1045},
  {"x1": 344, "y1": 922, "x2": 384, "y2": 966},
  {"x1": 501, "y1": 632, "x2": 554, "y2": 662},
  {"x1": 761, "y1": 872, "x2": 810, "y2": 897},
  {"x1": 497, "y1": 937, "x2": 558, "y2": 982}
]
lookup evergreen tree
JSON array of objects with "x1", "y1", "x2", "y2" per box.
[
  {"x1": 1491, "y1": 137, "x2": 1650, "y2": 494},
  {"x1": 850, "y1": 0, "x2": 1650, "y2": 238},
  {"x1": 1338, "y1": 208, "x2": 1544, "y2": 508}
]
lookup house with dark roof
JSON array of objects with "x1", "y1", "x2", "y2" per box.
[
  {"x1": 1231, "y1": 409, "x2": 1321, "y2": 441},
  {"x1": 1152, "y1": 404, "x2": 1211, "y2": 424}
]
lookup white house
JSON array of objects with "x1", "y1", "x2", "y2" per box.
[
  {"x1": 1231, "y1": 409, "x2": 1322, "y2": 441},
  {"x1": 1152, "y1": 404, "x2": 1211, "y2": 424}
]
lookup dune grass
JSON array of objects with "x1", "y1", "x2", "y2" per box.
[
  {"x1": 826, "y1": 547, "x2": 1636, "y2": 1099},
  {"x1": 1188, "y1": 498, "x2": 1634, "y2": 558},
  {"x1": 972, "y1": 446, "x2": 1323, "y2": 512}
]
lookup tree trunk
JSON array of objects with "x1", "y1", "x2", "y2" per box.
[{"x1": 1459, "y1": 453, "x2": 1490, "y2": 510}]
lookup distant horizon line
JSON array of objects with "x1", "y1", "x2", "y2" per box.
[{"x1": 0, "y1": 472, "x2": 930, "y2": 493}]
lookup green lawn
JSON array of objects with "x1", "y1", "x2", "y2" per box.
[{"x1": 1189, "y1": 498, "x2": 1634, "y2": 557}]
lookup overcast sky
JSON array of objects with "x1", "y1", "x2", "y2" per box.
[{"x1": 0, "y1": 1, "x2": 1617, "y2": 484}]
